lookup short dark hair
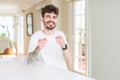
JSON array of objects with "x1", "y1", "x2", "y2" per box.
[{"x1": 41, "y1": 4, "x2": 59, "y2": 17}]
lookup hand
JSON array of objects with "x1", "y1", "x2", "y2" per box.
[
  {"x1": 56, "y1": 36, "x2": 65, "y2": 48},
  {"x1": 35, "y1": 38, "x2": 47, "y2": 50}
]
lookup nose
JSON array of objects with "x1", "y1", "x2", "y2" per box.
[{"x1": 49, "y1": 17, "x2": 54, "y2": 21}]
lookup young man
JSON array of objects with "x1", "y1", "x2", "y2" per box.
[{"x1": 27, "y1": 4, "x2": 71, "y2": 70}]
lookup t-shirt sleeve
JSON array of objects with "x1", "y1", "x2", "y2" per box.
[{"x1": 27, "y1": 35, "x2": 38, "y2": 53}]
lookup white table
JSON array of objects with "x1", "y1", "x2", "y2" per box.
[{"x1": 0, "y1": 57, "x2": 94, "y2": 80}]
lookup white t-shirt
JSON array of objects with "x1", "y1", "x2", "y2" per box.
[{"x1": 28, "y1": 30, "x2": 68, "y2": 70}]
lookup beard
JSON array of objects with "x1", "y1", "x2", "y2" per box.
[
  {"x1": 46, "y1": 25, "x2": 55, "y2": 30},
  {"x1": 44, "y1": 21, "x2": 56, "y2": 30}
]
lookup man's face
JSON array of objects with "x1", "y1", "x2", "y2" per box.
[{"x1": 42, "y1": 12, "x2": 57, "y2": 30}]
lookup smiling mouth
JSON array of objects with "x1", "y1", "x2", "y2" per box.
[{"x1": 47, "y1": 21, "x2": 55, "y2": 24}]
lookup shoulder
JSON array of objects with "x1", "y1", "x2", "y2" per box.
[
  {"x1": 30, "y1": 31, "x2": 42, "y2": 40},
  {"x1": 55, "y1": 30, "x2": 65, "y2": 35},
  {"x1": 32, "y1": 31, "x2": 42, "y2": 36},
  {"x1": 31, "y1": 31, "x2": 42, "y2": 37}
]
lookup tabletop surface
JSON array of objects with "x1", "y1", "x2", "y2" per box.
[{"x1": 0, "y1": 57, "x2": 94, "y2": 80}]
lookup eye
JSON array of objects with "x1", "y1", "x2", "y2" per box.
[
  {"x1": 53, "y1": 16, "x2": 57, "y2": 19},
  {"x1": 45, "y1": 15, "x2": 57, "y2": 19}
]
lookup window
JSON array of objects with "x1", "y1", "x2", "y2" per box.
[
  {"x1": 72, "y1": 0, "x2": 88, "y2": 75},
  {"x1": 0, "y1": 16, "x2": 14, "y2": 40},
  {"x1": 0, "y1": 16, "x2": 24, "y2": 54}
]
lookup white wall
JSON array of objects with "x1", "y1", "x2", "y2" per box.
[{"x1": 89, "y1": 0, "x2": 120, "y2": 80}]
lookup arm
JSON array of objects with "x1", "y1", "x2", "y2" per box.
[
  {"x1": 63, "y1": 49, "x2": 73, "y2": 71},
  {"x1": 27, "y1": 38, "x2": 47, "y2": 64},
  {"x1": 27, "y1": 50, "x2": 39, "y2": 64},
  {"x1": 56, "y1": 32, "x2": 72, "y2": 70}
]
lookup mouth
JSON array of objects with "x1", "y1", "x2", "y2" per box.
[{"x1": 47, "y1": 21, "x2": 55, "y2": 25}]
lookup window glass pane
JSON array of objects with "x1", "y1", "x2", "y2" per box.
[
  {"x1": 74, "y1": 0, "x2": 85, "y2": 15},
  {"x1": 0, "y1": 16, "x2": 14, "y2": 40},
  {"x1": 74, "y1": 15, "x2": 85, "y2": 29}
]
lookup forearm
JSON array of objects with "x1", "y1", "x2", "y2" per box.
[
  {"x1": 27, "y1": 50, "x2": 39, "y2": 64},
  {"x1": 63, "y1": 49, "x2": 73, "y2": 71}
]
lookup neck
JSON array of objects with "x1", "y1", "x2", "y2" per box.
[{"x1": 42, "y1": 29, "x2": 55, "y2": 35}]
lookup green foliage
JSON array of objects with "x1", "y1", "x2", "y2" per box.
[{"x1": 0, "y1": 33, "x2": 7, "y2": 37}]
